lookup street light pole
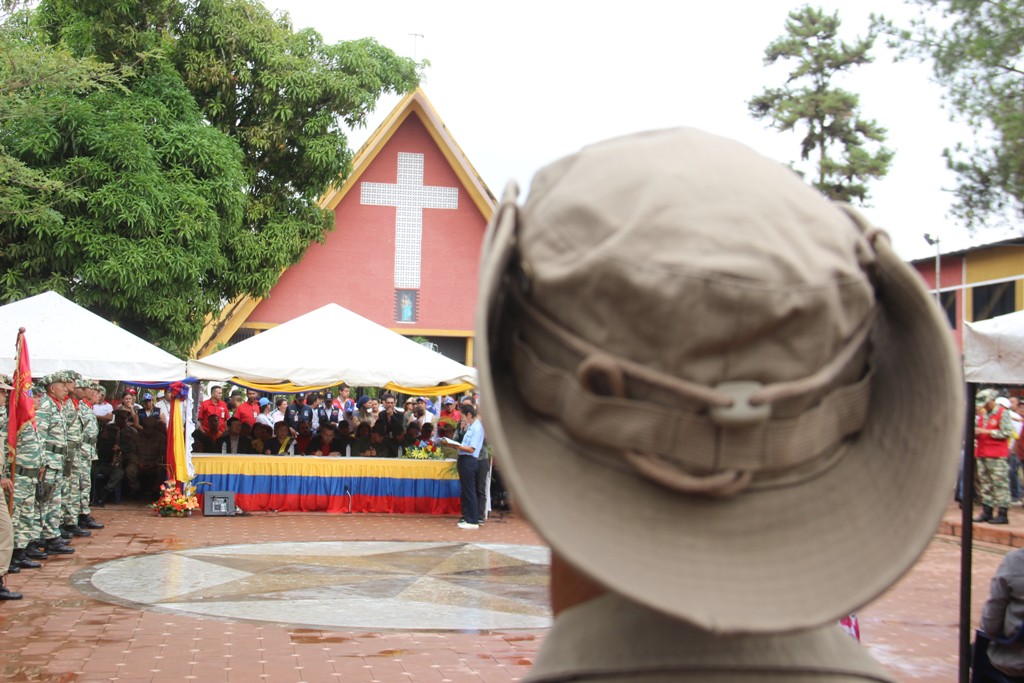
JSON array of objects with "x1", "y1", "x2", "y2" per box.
[{"x1": 924, "y1": 233, "x2": 941, "y2": 306}]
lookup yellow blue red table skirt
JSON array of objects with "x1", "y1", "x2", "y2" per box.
[{"x1": 191, "y1": 455, "x2": 460, "y2": 514}]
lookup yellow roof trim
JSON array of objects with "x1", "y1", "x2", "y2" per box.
[
  {"x1": 387, "y1": 328, "x2": 473, "y2": 337},
  {"x1": 319, "y1": 88, "x2": 496, "y2": 219},
  {"x1": 191, "y1": 295, "x2": 263, "y2": 358}
]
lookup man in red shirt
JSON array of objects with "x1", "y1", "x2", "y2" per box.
[
  {"x1": 440, "y1": 397, "x2": 462, "y2": 425},
  {"x1": 198, "y1": 386, "x2": 229, "y2": 435},
  {"x1": 233, "y1": 389, "x2": 260, "y2": 428}
]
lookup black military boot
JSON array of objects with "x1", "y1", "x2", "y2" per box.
[
  {"x1": 0, "y1": 575, "x2": 22, "y2": 600},
  {"x1": 974, "y1": 504, "x2": 993, "y2": 523},
  {"x1": 24, "y1": 544, "x2": 48, "y2": 560},
  {"x1": 62, "y1": 523, "x2": 91, "y2": 537},
  {"x1": 14, "y1": 549, "x2": 41, "y2": 569},
  {"x1": 26, "y1": 540, "x2": 47, "y2": 557},
  {"x1": 991, "y1": 507, "x2": 1010, "y2": 525},
  {"x1": 44, "y1": 537, "x2": 74, "y2": 554},
  {"x1": 6, "y1": 559, "x2": 19, "y2": 574},
  {"x1": 59, "y1": 527, "x2": 73, "y2": 540},
  {"x1": 79, "y1": 514, "x2": 104, "y2": 530}
]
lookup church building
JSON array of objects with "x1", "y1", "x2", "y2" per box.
[{"x1": 193, "y1": 89, "x2": 495, "y2": 364}]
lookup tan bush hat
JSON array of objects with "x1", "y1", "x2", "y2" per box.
[{"x1": 475, "y1": 128, "x2": 963, "y2": 634}]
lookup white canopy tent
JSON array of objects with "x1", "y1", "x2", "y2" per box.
[
  {"x1": 0, "y1": 291, "x2": 186, "y2": 381},
  {"x1": 959, "y1": 309, "x2": 1024, "y2": 682},
  {"x1": 964, "y1": 309, "x2": 1024, "y2": 384},
  {"x1": 186, "y1": 303, "x2": 476, "y2": 392}
]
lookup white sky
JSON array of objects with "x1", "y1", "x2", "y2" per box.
[{"x1": 271, "y1": 0, "x2": 1019, "y2": 261}]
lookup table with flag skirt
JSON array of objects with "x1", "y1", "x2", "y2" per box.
[{"x1": 191, "y1": 455, "x2": 461, "y2": 514}]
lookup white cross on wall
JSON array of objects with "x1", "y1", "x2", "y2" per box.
[{"x1": 360, "y1": 152, "x2": 459, "y2": 289}]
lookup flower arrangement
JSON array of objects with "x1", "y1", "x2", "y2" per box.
[
  {"x1": 151, "y1": 478, "x2": 204, "y2": 517},
  {"x1": 402, "y1": 444, "x2": 445, "y2": 460}
]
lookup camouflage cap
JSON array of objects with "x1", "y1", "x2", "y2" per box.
[
  {"x1": 76, "y1": 377, "x2": 92, "y2": 388},
  {"x1": 92, "y1": 382, "x2": 105, "y2": 393},
  {"x1": 41, "y1": 372, "x2": 65, "y2": 387},
  {"x1": 977, "y1": 388, "x2": 1000, "y2": 405},
  {"x1": 64, "y1": 370, "x2": 81, "y2": 382},
  {"x1": 0, "y1": 375, "x2": 12, "y2": 391}
]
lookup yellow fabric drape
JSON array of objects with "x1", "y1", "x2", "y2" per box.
[
  {"x1": 192, "y1": 455, "x2": 458, "y2": 480},
  {"x1": 228, "y1": 379, "x2": 475, "y2": 398},
  {"x1": 168, "y1": 397, "x2": 189, "y2": 482}
]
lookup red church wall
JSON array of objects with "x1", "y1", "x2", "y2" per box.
[{"x1": 248, "y1": 114, "x2": 485, "y2": 334}]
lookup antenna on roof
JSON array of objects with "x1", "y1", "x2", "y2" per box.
[{"x1": 409, "y1": 33, "x2": 424, "y2": 61}]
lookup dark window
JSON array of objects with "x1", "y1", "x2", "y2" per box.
[
  {"x1": 416, "y1": 336, "x2": 468, "y2": 364},
  {"x1": 940, "y1": 290, "x2": 957, "y2": 328},
  {"x1": 972, "y1": 282, "x2": 1015, "y2": 322},
  {"x1": 228, "y1": 327, "x2": 257, "y2": 347}
]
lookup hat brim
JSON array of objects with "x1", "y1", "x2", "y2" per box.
[{"x1": 475, "y1": 194, "x2": 963, "y2": 634}]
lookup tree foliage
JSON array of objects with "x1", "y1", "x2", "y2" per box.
[
  {"x1": 748, "y1": 5, "x2": 894, "y2": 204},
  {"x1": 874, "y1": 1, "x2": 1024, "y2": 228},
  {"x1": 0, "y1": 0, "x2": 421, "y2": 356}
]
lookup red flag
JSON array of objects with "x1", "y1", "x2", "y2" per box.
[{"x1": 7, "y1": 328, "x2": 35, "y2": 461}]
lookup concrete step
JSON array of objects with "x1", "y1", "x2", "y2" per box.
[{"x1": 941, "y1": 501, "x2": 1024, "y2": 547}]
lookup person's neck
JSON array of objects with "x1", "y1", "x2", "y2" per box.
[{"x1": 550, "y1": 552, "x2": 607, "y2": 616}]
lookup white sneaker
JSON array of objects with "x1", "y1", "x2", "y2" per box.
[{"x1": 457, "y1": 521, "x2": 479, "y2": 529}]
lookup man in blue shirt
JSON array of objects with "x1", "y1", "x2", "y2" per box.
[{"x1": 452, "y1": 405, "x2": 484, "y2": 529}]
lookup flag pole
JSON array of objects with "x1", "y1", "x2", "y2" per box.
[{"x1": 8, "y1": 327, "x2": 34, "y2": 515}]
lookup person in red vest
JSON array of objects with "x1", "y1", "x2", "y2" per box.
[
  {"x1": 975, "y1": 388, "x2": 1016, "y2": 525},
  {"x1": 198, "y1": 386, "x2": 229, "y2": 435}
]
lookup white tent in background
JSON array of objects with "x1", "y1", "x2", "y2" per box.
[
  {"x1": 964, "y1": 309, "x2": 1024, "y2": 384},
  {"x1": 959, "y1": 309, "x2": 1024, "y2": 681},
  {"x1": 0, "y1": 291, "x2": 186, "y2": 381},
  {"x1": 186, "y1": 303, "x2": 476, "y2": 391}
]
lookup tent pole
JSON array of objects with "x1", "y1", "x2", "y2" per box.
[{"x1": 960, "y1": 382, "x2": 977, "y2": 683}]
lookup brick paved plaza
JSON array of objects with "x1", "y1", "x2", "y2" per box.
[{"x1": 0, "y1": 501, "x2": 1014, "y2": 682}]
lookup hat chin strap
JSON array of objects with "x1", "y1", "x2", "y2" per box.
[
  {"x1": 623, "y1": 451, "x2": 754, "y2": 497},
  {"x1": 506, "y1": 287, "x2": 875, "y2": 498}
]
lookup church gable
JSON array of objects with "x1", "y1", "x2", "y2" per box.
[{"x1": 231, "y1": 90, "x2": 492, "y2": 358}]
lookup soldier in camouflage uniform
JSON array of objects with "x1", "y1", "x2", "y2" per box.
[
  {"x1": 35, "y1": 372, "x2": 74, "y2": 555},
  {"x1": 0, "y1": 377, "x2": 23, "y2": 598},
  {"x1": 2, "y1": 374, "x2": 46, "y2": 572},
  {"x1": 75, "y1": 379, "x2": 103, "y2": 530},
  {"x1": 59, "y1": 371, "x2": 90, "y2": 538}
]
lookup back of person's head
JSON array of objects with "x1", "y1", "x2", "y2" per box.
[
  {"x1": 474, "y1": 128, "x2": 964, "y2": 634},
  {"x1": 461, "y1": 405, "x2": 477, "y2": 419}
]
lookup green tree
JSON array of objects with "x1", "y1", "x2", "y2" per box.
[
  {"x1": 0, "y1": 0, "x2": 421, "y2": 356},
  {"x1": 748, "y1": 5, "x2": 894, "y2": 204},
  {"x1": 874, "y1": 1, "x2": 1024, "y2": 228},
  {"x1": 0, "y1": 16, "x2": 248, "y2": 355},
  {"x1": 0, "y1": 9, "x2": 122, "y2": 251}
]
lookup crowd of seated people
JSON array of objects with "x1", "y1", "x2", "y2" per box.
[
  {"x1": 189, "y1": 386, "x2": 477, "y2": 458},
  {"x1": 96, "y1": 383, "x2": 510, "y2": 520}
]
